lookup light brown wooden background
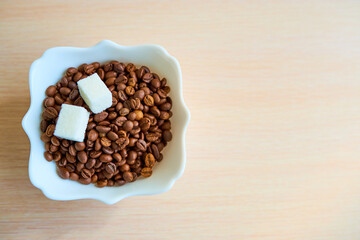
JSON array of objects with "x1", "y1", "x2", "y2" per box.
[{"x1": 1, "y1": 0, "x2": 360, "y2": 239}]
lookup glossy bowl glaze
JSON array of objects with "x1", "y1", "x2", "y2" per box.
[{"x1": 22, "y1": 40, "x2": 190, "y2": 204}]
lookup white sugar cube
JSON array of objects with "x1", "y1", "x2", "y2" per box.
[
  {"x1": 54, "y1": 104, "x2": 90, "y2": 142},
  {"x1": 77, "y1": 73, "x2": 112, "y2": 114}
]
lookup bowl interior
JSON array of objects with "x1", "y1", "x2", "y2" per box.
[{"x1": 23, "y1": 41, "x2": 189, "y2": 204}]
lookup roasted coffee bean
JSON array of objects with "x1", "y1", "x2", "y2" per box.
[
  {"x1": 91, "y1": 62, "x2": 100, "y2": 70},
  {"x1": 96, "y1": 179, "x2": 107, "y2": 188},
  {"x1": 84, "y1": 64, "x2": 95, "y2": 75},
  {"x1": 65, "y1": 164, "x2": 74, "y2": 173},
  {"x1": 119, "y1": 108, "x2": 130, "y2": 116},
  {"x1": 94, "y1": 112, "x2": 108, "y2": 122},
  {"x1": 127, "y1": 150, "x2": 137, "y2": 161},
  {"x1": 86, "y1": 158, "x2": 96, "y2": 169},
  {"x1": 125, "y1": 86, "x2": 135, "y2": 96},
  {"x1": 126, "y1": 63, "x2": 136, "y2": 72},
  {"x1": 160, "y1": 111, "x2": 170, "y2": 120},
  {"x1": 40, "y1": 120, "x2": 48, "y2": 132},
  {"x1": 134, "y1": 89, "x2": 145, "y2": 100},
  {"x1": 77, "y1": 151, "x2": 88, "y2": 163},
  {"x1": 50, "y1": 136, "x2": 60, "y2": 146},
  {"x1": 103, "y1": 170, "x2": 113, "y2": 179},
  {"x1": 142, "y1": 73, "x2": 153, "y2": 83},
  {"x1": 116, "y1": 179, "x2": 126, "y2": 186},
  {"x1": 74, "y1": 96, "x2": 84, "y2": 106},
  {"x1": 100, "y1": 137, "x2": 112, "y2": 147},
  {"x1": 81, "y1": 168, "x2": 92, "y2": 179},
  {"x1": 66, "y1": 152, "x2": 76, "y2": 163},
  {"x1": 152, "y1": 93, "x2": 161, "y2": 105},
  {"x1": 105, "y1": 71, "x2": 117, "y2": 79},
  {"x1": 53, "y1": 152, "x2": 62, "y2": 161},
  {"x1": 41, "y1": 133, "x2": 50, "y2": 142},
  {"x1": 96, "y1": 125, "x2": 111, "y2": 133},
  {"x1": 46, "y1": 85, "x2": 57, "y2": 97},
  {"x1": 115, "y1": 75, "x2": 128, "y2": 85},
  {"x1": 105, "y1": 77, "x2": 116, "y2": 87},
  {"x1": 160, "y1": 78, "x2": 167, "y2": 87},
  {"x1": 123, "y1": 171, "x2": 133, "y2": 182},
  {"x1": 44, "y1": 97, "x2": 55, "y2": 108},
  {"x1": 105, "y1": 162, "x2": 117, "y2": 174},
  {"x1": 42, "y1": 107, "x2": 58, "y2": 120},
  {"x1": 146, "y1": 133, "x2": 159, "y2": 142},
  {"x1": 68, "y1": 145, "x2": 76, "y2": 156},
  {"x1": 141, "y1": 167, "x2": 152, "y2": 177},
  {"x1": 150, "y1": 107, "x2": 161, "y2": 118},
  {"x1": 97, "y1": 68, "x2": 105, "y2": 79},
  {"x1": 87, "y1": 129, "x2": 99, "y2": 141},
  {"x1": 94, "y1": 138, "x2": 102, "y2": 151},
  {"x1": 117, "y1": 130, "x2": 127, "y2": 138},
  {"x1": 117, "y1": 83, "x2": 127, "y2": 91},
  {"x1": 118, "y1": 90, "x2": 127, "y2": 101},
  {"x1": 94, "y1": 159, "x2": 102, "y2": 169},
  {"x1": 128, "y1": 137, "x2": 137, "y2": 147},
  {"x1": 123, "y1": 120, "x2": 133, "y2": 131},
  {"x1": 74, "y1": 142, "x2": 86, "y2": 151},
  {"x1": 71, "y1": 71, "x2": 82, "y2": 82},
  {"x1": 151, "y1": 78, "x2": 161, "y2": 88},
  {"x1": 70, "y1": 172, "x2": 79, "y2": 181},
  {"x1": 60, "y1": 140, "x2": 69, "y2": 148},
  {"x1": 107, "y1": 131, "x2": 119, "y2": 141},
  {"x1": 44, "y1": 151, "x2": 53, "y2": 161},
  {"x1": 145, "y1": 153, "x2": 156, "y2": 167},
  {"x1": 132, "y1": 110, "x2": 143, "y2": 121},
  {"x1": 151, "y1": 144, "x2": 160, "y2": 160},
  {"x1": 163, "y1": 130, "x2": 172, "y2": 142},
  {"x1": 59, "y1": 87, "x2": 71, "y2": 96},
  {"x1": 100, "y1": 154, "x2": 112, "y2": 162},
  {"x1": 120, "y1": 163, "x2": 130, "y2": 172},
  {"x1": 111, "y1": 97, "x2": 118, "y2": 107},
  {"x1": 135, "y1": 139, "x2": 147, "y2": 151},
  {"x1": 107, "y1": 180, "x2": 115, "y2": 186},
  {"x1": 98, "y1": 121, "x2": 110, "y2": 126},
  {"x1": 113, "y1": 63, "x2": 124, "y2": 73},
  {"x1": 161, "y1": 121, "x2": 171, "y2": 130},
  {"x1": 144, "y1": 95, "x2": 154, "y2": 106},
  {"x1": 163, "y1": 86, "x2": 171, "y2": 94},
  {"x1": 160, "y1": 103, "x2": 172, "y2": 111},
  {"x1": 128, "y1": 77, "x2": 136, "y2": 87},
  {"x1": 69, "y1": 89, "x2": 79, "y2": 100},
  {"x1": 45, "y1": 124, "x2": 55, "y2": 137},
  {"x1": 158, "y1": 89, "x2": 167, "y2": 98},
  {"x1": 48, "y1": 144, "x2": 57, "y2": 153},
  {"x1": 87, "y1": 122, "x2": 96, "y2": 131},
  {"x1": 78, "y1": 177, "x2": 91, "y2": 185},
  {"x1": 129, "y1": 98, "x2": 141, "y2": 109},
  {"x1": 58, "y1": 167, "x2": 70, "y2": 179},
  {"x1": 66, "y1": 67, "x2": 78, "y2": 77},
  {"x1": 102, "y1": 146, "x2": 114, "y2": 155},
  {"x1": 115, "y1": 102, "x2": 123, "y2": 112},
  {"x1": 58, "y1": 158, "x2": 67, "y2": 167},
  {"x1": 157, "y1": 142, "x2": 165, "y2": 152},
  {"x1": 76, "y1": 162, "x2": 85, "y2": 172},
  {"x1": 90, "y1": 150, "x2": 102, "y2": 158},
  {"x1": 108, "y1": 112, "x2": 117, "y2": 121},
  {"x1": 113, "y1": 152, "x2": 122, "y2": 162},
  {"x1": 91, "y1": 174, "x2": 98, "y2": 183}
]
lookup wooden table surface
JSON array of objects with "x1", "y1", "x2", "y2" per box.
[{"x1": 1, "y1": 1, "x2": 360, "y2": 239}]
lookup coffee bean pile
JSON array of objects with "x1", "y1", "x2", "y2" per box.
[{"x1": 40, "y1": 61, "x2": 172, "y2": 187}]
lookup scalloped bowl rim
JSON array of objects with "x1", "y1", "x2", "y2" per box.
[{"x1": 22, "y1": 40, "x2": 190, "y2": 204}]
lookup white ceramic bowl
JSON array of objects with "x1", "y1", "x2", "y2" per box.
[{"x1": 22, "y1": 40, "x2": 190, "y2": 204}]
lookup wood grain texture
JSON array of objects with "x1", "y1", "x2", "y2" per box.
[{"x1": 1, "y1": 0, "x2": 360, "y2": 239}]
